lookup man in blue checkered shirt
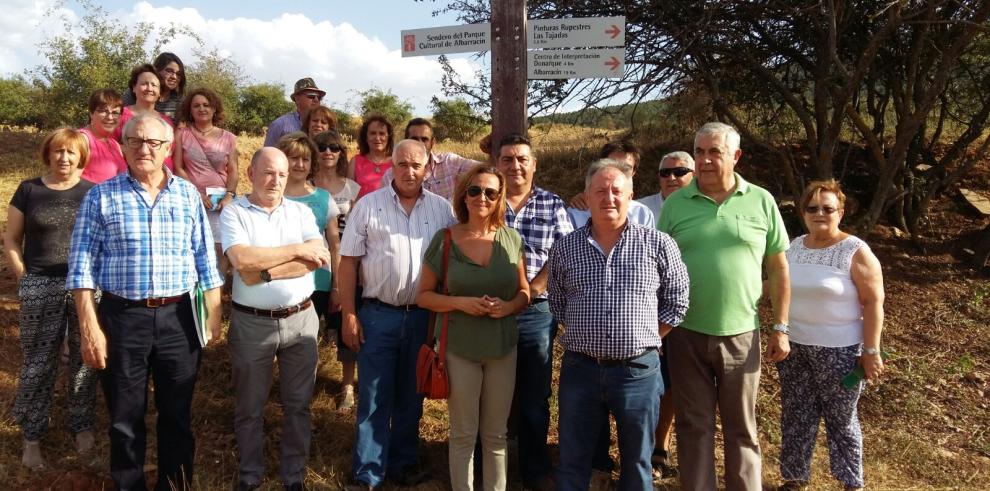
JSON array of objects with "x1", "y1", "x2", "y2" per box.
[
  {"x1": 496, "y1": 133, "x2": 574, "y2": 490},
  {"x1": 67, "y1": 113, "x2": 224, "y2": 491},
  {"x1": 548, "y1": 158, "x2": 690, "y2": 491}
]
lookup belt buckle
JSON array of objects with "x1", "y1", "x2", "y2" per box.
[{"x1": 146, "y1": 297, "x2": 164, "y2": 308}]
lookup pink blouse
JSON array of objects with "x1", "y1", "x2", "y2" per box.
[
  {"x1": 79, "y1": 127, "x2": 126, "y2": 183},
  {"x1": 354, "y1": 154, "x2": 392, "y2": 199},
  {"x1": 176, "y1": 126, "x2": 236, "y2": 190}
]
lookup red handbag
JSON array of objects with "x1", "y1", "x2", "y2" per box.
[{"x1": 416, "y1": 228, "x2": 452, "y2": 399}]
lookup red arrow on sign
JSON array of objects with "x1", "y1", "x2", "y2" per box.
[
  {"x1": 605, "y1": 57, "x2": 620, "y2": 71},
  {"x1": 605, "y1": 24, "x2": 621, "y2": 39}
]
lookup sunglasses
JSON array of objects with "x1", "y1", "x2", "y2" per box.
[
  {"x1": 659, "y1": 167, "x2": 693, "y2": 178},
  {"x1": 318, "y1": 143, "x2": 342, "y2": 153},
  {"x1": 804, "y1": 205, "x2": 839, "y2": 215},
  {"x1": 467, "y1": 185, "x2": 500, "y2": 201},
  {"x1": 302, "y1": 93, "x2": 322, "y2": 101}
]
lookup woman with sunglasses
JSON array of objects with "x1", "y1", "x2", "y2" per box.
[
  {"x1": 79, "y1": 89, "x2": 127, "y2": 183},
  {"x1": 173, "y1": 87, "x2": 238, "y2": 274},
  {"x1": 776, "y1": 180, "x2": 885, "y2": 491},
  {"x1": 114, "y1": 64, "x2": 175, "y2": 170},
  {"x1": 416, "y1": 165, "x2": 530, "y2": 491},
  {"x1": 121, "y1": 52, "x2": 186, "y2": 121},
  {"x1": 349, "y1": 114, "x2": 393, "y2": 199},
  {"x1": 312, "y1": 130, "x2": 361, "y2": 408}
]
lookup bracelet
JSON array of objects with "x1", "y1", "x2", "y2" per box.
[
  {"x1": 863, "y1": 346, "x2": 881, "y2": 355},
  {"x1": 771, "y1": 322, "x2": 790, "y2": 335}
]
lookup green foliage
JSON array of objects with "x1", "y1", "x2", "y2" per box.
[
  {"x1": 234, "y1": 83, "x2": 294, "y2": 135},
  {"x1": 430, "y1": 97, "x2": 484, "y2": 142},
  {"x1": 0, "y1": 76, "x2": 43, "y2": 126},
  {"x1": 357, "y1": 87, "x2": 413, "y2": 128},
  {"x1": 28, "y1": 1, "x2": 186, "y2": 127},
  {"x1": 333, "y1": 109, "x2": 358, "y2": 138}
]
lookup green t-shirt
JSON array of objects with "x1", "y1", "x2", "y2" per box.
[
  {"x1": 658, "y1": 174, "x2": 789, "y2": 336},
  {"x1": 424, "y1": 226, "x2": 523, "y2": 361},
  {"x1": 287, "y1": 188, "x2": 336, "y2": 291}
]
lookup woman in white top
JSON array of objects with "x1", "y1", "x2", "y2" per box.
[
  {"x1": 311, "y1": 130, "x2": 361, "y2": 410},
  {"x1": 777, "y1": 180, "x2": 885, "y2": 491}
]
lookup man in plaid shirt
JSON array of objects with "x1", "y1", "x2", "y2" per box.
[{"x1": 548, "y1": 158, "x2": 689, "y2": 491}]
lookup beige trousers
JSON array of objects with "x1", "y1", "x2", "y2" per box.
[
  {"x1": 667, "y1": 328, "x2": 762, "y2": 491},
  {"x1": 446, "y1": 347, "x2": 518, "y2": 491}
]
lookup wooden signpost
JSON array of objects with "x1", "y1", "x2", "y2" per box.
[{"x1": 400, "y1": 2, "x2": 626, "y2": 148}]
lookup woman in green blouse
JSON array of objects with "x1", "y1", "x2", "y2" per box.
[{"x1": 416, "y1": 165, "x2": 530, "y2": 491}]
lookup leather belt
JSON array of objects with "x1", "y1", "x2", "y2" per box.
[
  {"x1": 365, "y1": 297, "x2": 422, "y2": 312},
  {"x1": 103, "y1": 292, "x2": 185, "y2": 308},
  {"x1": 572, "y1": 349, "x2": 655, "y2": 369},
  {"x1": 232, "y1": 298, "x2": 312, "y2": 319}
]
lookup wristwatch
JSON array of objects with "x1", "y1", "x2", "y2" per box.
[
  {"x1": 260, "y1": 269, "x2": 272, "y2": 283},
  {"x1": 771, "y1": 322, "x2": 790, "y2": 334},
  {"x1": 863, "y1": 346, "x2": 881, "y2": 355}
]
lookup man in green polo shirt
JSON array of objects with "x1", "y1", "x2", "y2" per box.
[{"x1": 658, "y1": 122, "x2": 791, "y2": 491}]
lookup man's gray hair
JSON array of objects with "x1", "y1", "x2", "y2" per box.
[
  {"x1": 121, "y1": 112, "x2": 174, "y2": 143},
  {"x1": 393, "y1": 138, "x2": 428, "y2": 159},
  {"x1": 696, "y1": 122, "x2": 740, "y2": 152},
  {"x1": 585, "y1": 158, "x2": 634, "y2": 190},
  {"x1": 659, "y1": 151, "x2": 695, "y2": 171}
]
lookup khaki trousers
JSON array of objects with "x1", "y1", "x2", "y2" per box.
[
  {"x1": 667, "y1": 328, "x2": 762, "y2": 491},
  {"x1": 446, "y1": 347, "x2": 518, "y2": 491}
]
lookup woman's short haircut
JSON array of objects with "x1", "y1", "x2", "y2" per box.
[
  {"x1": 452, "y1": 164, "x2": 507, "y2": 229},
  {"x1": 178, "y1": 87, "x2": 225, "y2": 126},
  {"x1": 128, "y1": 64, "x2": 162, "y2": 98},
  {"x1": 357, "y1": 114, "x2": 394, "y2": 156},
  {"x1": 276, "y1": 132, "x2": 319, "y2": 179},
  {"x1": 41, "y1": 128, "x2": 90, "y2": 169},
  {"x1": 87, "y1": 88, "x2": 123, "y2": 114},
  {"x1": 303, "y1": 106, "x2": 338, "y2": 136},
  {"x1": 313, "y1": 130, "x2": 350, "y2": 178},
  {"x1": 152, "y1": 52, "x2": 186, "y2": 95},
  {"x1": 799, "y1": 179, "x2": 847, "y2": 212}
]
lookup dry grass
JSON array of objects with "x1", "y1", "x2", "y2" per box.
[{"x1": 1, "y1": 126, "x2": 989, "y2": 490}]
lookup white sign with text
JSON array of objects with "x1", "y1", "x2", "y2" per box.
[
  {"x1": 528, "y1": 48, "x2": 625, "y2": 79},
  {"x1": 401, "y1": 23, "x2": 491, "y2": 57},
  {"x1": 528, "y1": 16, "x2": 625, "y2": 49}
]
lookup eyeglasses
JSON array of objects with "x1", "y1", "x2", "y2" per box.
[
  {"x1": 409, "y1": 136, "x2": 431, "y2": 143},
  {"x1": 467, "y1": 185, "x2": 500, "y2": 201},
  {"x1": 301, "y1": 93, "x2": 322, "y2": 101},
  {"x1": 804, "y1": 205, "x2": 838, "y2": 215},
  {"x1": 318, "y1": 143, "x2": 342, "y2": 153},
  {"x1": 161, "y1": 68, "x2": 182, "y2": 77},
  {"x1": 659, "y1": 167, "x2": 693, "y2": 178},
  {"x1": 124, "y1": 137, "x2": 168, "y2": 150},
  {"x1": 96, "y1": 108, "x2": 122, "y2": 118}
]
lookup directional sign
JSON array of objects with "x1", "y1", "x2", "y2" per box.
[
  {"x1": 401, "y1": 23, "x2": 491, "y2": 57},
  {"x1": 528, "y1": 16, "x2": 625, "y2": 49},
  {"x1": 528, "y1": 48, "x2": 625, "y2": 79}
]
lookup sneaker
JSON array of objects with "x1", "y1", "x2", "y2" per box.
[{"x1": 338, "y1": 384, "x2": 355, "y2": 411}]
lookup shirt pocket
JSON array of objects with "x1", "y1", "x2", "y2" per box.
[{"x1": 735, "y1": 214, "x2": 768, "y2": 247}]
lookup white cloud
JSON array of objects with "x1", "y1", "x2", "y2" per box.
[
  {"x1": 0, "y1": 0, "x2": 78, "y2": 76},
  {"x1": 0, "y1": 1, "x2": 483, "y2": 115}
]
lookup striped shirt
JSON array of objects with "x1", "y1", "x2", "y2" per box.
[
  {"x1": 548, "y1": 223, "x2": 690, "y2": 359},
  {"x1": 340, "y1": 183, "x2": 455, "y2": 305},
  {"x1": 66, "y1": 170, "x2": 223, "y2": 299},
  {"x1": 504, "y1": 186, "x2": 574, "y2": 289},
  {"x1": 380, "y1": 151, "x2": 480, "y2": 201},
  {"x1": 263, "y1": 111, "x2": 302, "y2": 147}
]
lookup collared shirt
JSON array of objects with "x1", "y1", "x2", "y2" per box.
[
  {"x1": 66, "y1": 169, "x2": 223, "y2": 299},
  {"x1": 567, "y1": 200, "x2": 655, "y2": 229},
  {"x1": 658, "y1": 173, "x2": 790, "y2": 336},
  {"x1": 220, "y1": 196, "x2": 323, "y2": 309},
  {"x1": 504, "y1": 186, "x2": 574, "y2": 290},
  {"x1": 636, "y1": 193, "x2": 664, "y2": 221},
  {"x1": 340, "y1": 184, "x2": 455, "y2": 305},
  {"x1": 548, "y1": 223, "x2": 690, "y2": 359},
  {"x1": 263, "y1": 111, "x2": 302, "y2": 147},
  {"x1": 379, "y1": 151, "x2": 480, "y2": 201}
]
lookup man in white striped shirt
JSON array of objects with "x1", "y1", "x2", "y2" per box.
[{"x1": 339, "y1": 139, "x2": 455, "y2": 490}]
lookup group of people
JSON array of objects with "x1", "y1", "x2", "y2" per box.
[{"x1": 3, "y1": 64, "x2": 887, "y2": 491}]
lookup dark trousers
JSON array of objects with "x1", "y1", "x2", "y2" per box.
[{"x1": 99, "y1": 295, "x2": 202, "y2": 491}]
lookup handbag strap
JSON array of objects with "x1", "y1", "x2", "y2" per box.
[{"x1": 425, "y1": 228, "x2": 453, "y2": 360}]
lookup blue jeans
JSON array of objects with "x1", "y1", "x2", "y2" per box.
[
  {"x1": 351, "y1": 303, "x2": 428, "y2": 487},
  {"x1": 514, "y1": 300, "x2": 556, "y2": 484},
  {"x1": 557, "y1": 350, "x2": 663, "y2": 491}
]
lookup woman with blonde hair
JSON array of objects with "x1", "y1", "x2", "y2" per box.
[
  {"x1": 417, "y1": 165, "x2": 530, "y2": 490},
  {"x1": 3, "y1": 128, "x2": 99, "y2": 469}
]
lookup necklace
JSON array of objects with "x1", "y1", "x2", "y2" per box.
[{"x1": 194, "y1": 125, "x2": 214, "y2": 136}]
